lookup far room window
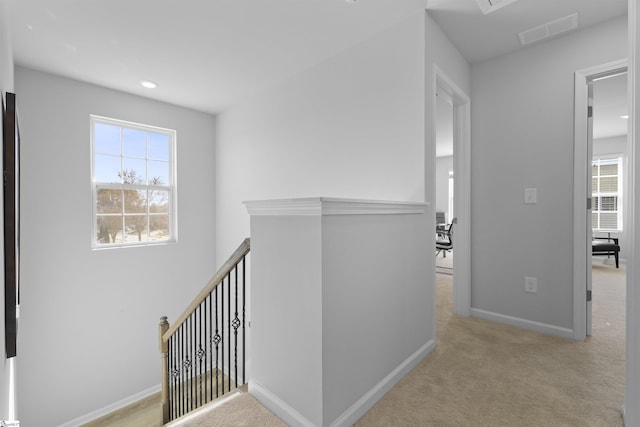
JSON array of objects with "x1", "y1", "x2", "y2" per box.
[
  {"x1": 91, "y1": 116, "x2": 176, "y2": 248},
  {"x1": 592, "y1": 156, "x2": 623, "y2": 232}
]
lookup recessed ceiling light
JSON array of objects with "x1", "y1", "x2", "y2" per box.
[
  {"x1": 345, "y1": 0, "x2": 358, "y2": 3},
  {"x1": 476, "y1": 0, "x2": 521, "y2": 15},
  {"x1": 621, "y1": 115, "x2": 629, "y2": 119},
  {"x1": 140, "y1": 80, "x2": 157, "y2": 89}
]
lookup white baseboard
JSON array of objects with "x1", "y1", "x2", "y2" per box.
[
  {"x1": 57, "y1": 384, "x2": 161, "y2": 427},
  {"x1": 249, "y1": 339, "x2": 436, "y2": 427},
  {"x1": 470, "y1": 308, "x2": 574, "y2": 340},
  {"x1": 330, "y1": 339, "x2": 435, "y2": 427},
  {"x1": 249, "y1": 381, "x2": 315, "y2": 427}
]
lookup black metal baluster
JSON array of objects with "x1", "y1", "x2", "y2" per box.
[
  {"x1": 198, "y1": 304, "x2": 203, "y2": 408},
  {"x1": 192, "y1": 313, "x2": 196, "y2": 410},
  {"x1": 177, "y1": 327, "x2": 180, "y2": 418},
  {"x1": 227, "y1": 271, "x2": 231, "y2": 392},
  {"x1": 242, "y1": 256, "x2": 246, "y2": 385},
  {"x1": 194, "y1": 307, "x2": 199, "y2": 408},
  {"x1": 167, "y1": 336, "x2": 172, "y2": 420},
  {"x1": 221, "y1": 275, "x2": 225, "y2": 395},
  {"x1": 209, "y1": 291, "x2": 214, "y2": 401},
  {"x1": 191, "y1": 314, "x2": 195, "y2": 411},
  {"x1": 185, "y1": 318, "x2": 189, "y2": 412},
  {"x1": 215, "y1": 285, "x2": 220, "y2": 398},
  {"x1": 195, "y1": 312, "x2": 199, "y2": 407},
  {"x1": 173, "y1": 333, "x2": 178, "y2": 419},
  {"x1": 180, "y1": 323, "x2": 185, "y2": 418},
  {"x1": 187, "y1": 317, "x2": 191, "y2": 412},
  {"x1": 234, "y1": 265, "x2": 239, "y2": 388},
  {"x1": 204, "y1": 295, "x2": 209, "y2": 404},
  {"x1": 169, "y1": 334, "x2": 176, "y2": 420},
  {"x1": 189, "y1": 317, "x2": 193, "y2": 411}
]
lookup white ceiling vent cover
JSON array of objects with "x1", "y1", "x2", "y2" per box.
[
  {"x1": 519, "y1": 13, "x2": 579, "y2": 46},
  {"x1": 475, "y1": 0, "x2": 521, "y2": 15}
]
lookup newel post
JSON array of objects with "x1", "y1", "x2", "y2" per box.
[{"x1": 159, "y1": 316, "x2": 170, "y2": 424}]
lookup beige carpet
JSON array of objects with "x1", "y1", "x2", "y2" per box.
[
  {"x1": 168, "y1": 392, "x2": 285, "y2": 427},
  {"x1": 355, "y1": 266, "x2": 625, "y2": 427},
  {"x1": 435, "y1": 249, "x2": 453, "y2": 274}
]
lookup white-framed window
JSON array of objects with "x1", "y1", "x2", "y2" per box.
[
  {"x1": 592, "y1": 155, "x2": 623, "y2": 232},
  {"x1": 91, "y1": 115, "x2": 177, "y2": 248}
]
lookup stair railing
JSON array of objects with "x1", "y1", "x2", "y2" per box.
[{"x1": 159, "y1": 238, "x2": 250, "y2": 424}]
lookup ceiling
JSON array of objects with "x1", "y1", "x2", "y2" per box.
[
  {"x1": 8, "y1": 0, "x2": 629, "y2": 117},
  {"x1": 429, "y1": 0, "x2": 628, "y2": 156},
  {"x1": 427, "y1": 0, "x2": 627, "y2": 65},
  {"x1": 8, "y1": 0, "x2": 428, "y2": 114},
  {"x1": 593, "y1": 72, "x2": 628, "y2": 140}
]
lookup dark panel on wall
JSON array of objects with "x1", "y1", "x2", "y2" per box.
[{"x1": 3, "y1": 92, "x2": 19, "y2": 358}]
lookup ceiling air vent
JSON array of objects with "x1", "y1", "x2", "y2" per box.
[
  {"x1": 475, "y1": 0, "x2": 521, "y2": 15},
  {"x1": 519, "y1": 13, "x2": 579, "y2": 46}
]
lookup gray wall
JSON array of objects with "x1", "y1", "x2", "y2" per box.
[
  {"x1": 321, "y1": 212, "x2": 431, "y2": 424},
  {"x1": 0, "y1": 0, "x2": 13, "y2": 420},
  {"x1": 216, "y1": 12, "x2": 426, "y2": 264},
  {"x1": 16, "y1": 68, "x2": 216, "y2": 426},
  {"x1": 470, "y1": 16, "x2": 627, "y2": 332}
]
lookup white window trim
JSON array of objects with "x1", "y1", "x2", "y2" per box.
[
  {"x1": 90, "y1": 115, "x2": 178, "y2": 249},
  {"x1": 592, "y1": 153, "x2": 624, "y2": 233}
]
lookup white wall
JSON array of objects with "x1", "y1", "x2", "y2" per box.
[
  {"x1": 470, "y1": 16, "x2": 627, "y2": 334},
  {"x1": 249, "y1": 213, "x2": 324, "y2": 426},
  {"x1": 247, "y1": 199, "x2": 432, "y2": 426},
  {"x1": 15, "y1": 68, "x2": 216, "y2": 426},
  {"x1": 435, "y1": 155, "x2": 453, "y2": 219},
  {"x1": 216, "y1": 12, "x2": 426, "y2": 265},
  {"x1": 594, "y1": 134, "x2": 627, "y2": 156},
  {"x1": 0, "y1": 0, "x2": 13, "y2": 421},
  {"x1": 593, "y1": 135, "x2": 629, "y2": 259},
  {"x1": 425, "y1": 12, "x2": 471, "y2": 98}
]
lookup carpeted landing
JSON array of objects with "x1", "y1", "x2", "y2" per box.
[
  {"x1": 89, "y1": 264, "x2": 625, "y2": 426},
  {"x1": 167, "y1": 392, "x2": 285, "y2": 426},
  {"x1": 355, "y1": 266, "x2": 625, "y2": 426}
]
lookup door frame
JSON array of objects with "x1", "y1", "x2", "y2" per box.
[
  {"x1": 573, "y1": 59, "x2": 628, "y2": 341},
  {"x1": 433, "y1": 65, "x2": 471, "y2": 316},
  {"x1": 626, "y1": 2, "x2": 639, "y2": 423}
]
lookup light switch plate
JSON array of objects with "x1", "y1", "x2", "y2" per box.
[
  {"x1": 525, "y1": 276, "x2": 538, "y2": 293},
  {"x1": 524, "y1": 188, "x2": 537, "y2": 204}
]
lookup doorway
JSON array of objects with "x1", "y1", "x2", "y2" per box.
[
  {"x1": 434, "y1": 66, "x2": 471, "y2": 317},
  {"x1": 574, "y1": 59, "x2": 629, "y2": 340},
  {"x1": 435, "y1": 87, "x2": 454, "y2": 276}
]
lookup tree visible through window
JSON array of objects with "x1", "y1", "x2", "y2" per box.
[
  {"x1": 92, "y1": 116, "x2": 176, "y2": 247},
  {"x1": 592, "y1": 156, "x2": 623, "y2": 232}
]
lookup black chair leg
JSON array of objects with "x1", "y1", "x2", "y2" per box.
[{"x1": 615, "y1": 252, "x2": 619, "y2": 268}]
